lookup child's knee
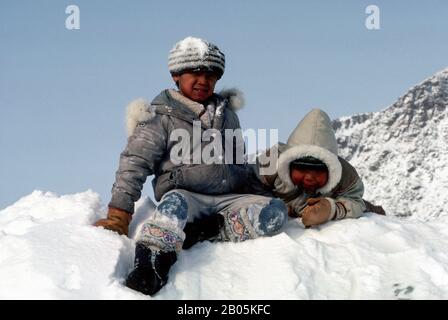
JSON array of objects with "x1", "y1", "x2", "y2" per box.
[
  {"x1": 257, "y1": 199, "x2": 288, "y2": 236},
  {"x1": 157, "y1": 190, "x2": 189, "y2": 221}
]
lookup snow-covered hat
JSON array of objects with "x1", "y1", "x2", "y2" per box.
[{"x1": 168, "y1": 37, "x2": 225, "y2": 79}]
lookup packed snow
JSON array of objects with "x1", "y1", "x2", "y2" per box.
[{"x1": 1, "y1": 190, "x2": 448, "y2": 299}]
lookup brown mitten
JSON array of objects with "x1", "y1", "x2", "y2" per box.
[
  {"x1": 94, "y1": 207, "x2": 132, "y2": 236},
  {"x1": 302, "y1": 198, "x2": 333, "y2": 227}
]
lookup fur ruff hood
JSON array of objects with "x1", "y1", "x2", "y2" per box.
[{"x1": 277, "y1": 109, "x2": 342, "y2": 195}]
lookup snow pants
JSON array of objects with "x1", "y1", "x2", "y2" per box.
[{"x1": 137, "y1": 189, "x2": 288, "y2": 253}]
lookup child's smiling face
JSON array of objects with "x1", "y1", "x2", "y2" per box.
[
  {"x1": 173, "y1": 71, "x2": 219, "y2": 103},
  {"x1": 290, "y1": 167, "x2": 328, "y2": 194}
]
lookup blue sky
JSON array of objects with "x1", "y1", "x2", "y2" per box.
[{"x1": 1, "y1": 0, "x2": 447, "y2": 209}]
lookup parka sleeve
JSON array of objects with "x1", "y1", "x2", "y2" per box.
[
  {"x1": 255, "y1": 143, "x2": 292, "y2": 193},
  {"x1": 108, "y1": 115, "x2": 167, "y2": 214},
  {"x1": 326, "y1": 178, "x2": 366, "y2": 220}
]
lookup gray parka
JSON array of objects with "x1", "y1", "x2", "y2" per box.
[
  {"x1": 109, "y1": 89, "x2": 257, "y2": 214},
  {"x1": 257, "y1": 109, "x2": 366, "y2": 221}
]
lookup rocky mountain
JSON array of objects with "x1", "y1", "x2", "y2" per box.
[{"x1": 333, "y1": 68, "x2": 448, "y2": 221}]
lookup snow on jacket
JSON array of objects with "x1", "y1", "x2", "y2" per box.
[
  {"x1": 109, "y1": 88, "x2": 256, "y2": 214},
  {"x1": 257, "y1": 109, "x2": 366, "y2": 221}
]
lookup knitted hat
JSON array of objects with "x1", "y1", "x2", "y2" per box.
[{"x1": 168, "y1": 37, "x2": 225, "y2": 79}]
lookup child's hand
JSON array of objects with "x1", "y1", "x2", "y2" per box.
[
  {"x1": 302, "y1": 198, "x2": 332, "y2": 227},
  {"x1": 94, "y1": 207, "x2": 132, "y2": 236}
]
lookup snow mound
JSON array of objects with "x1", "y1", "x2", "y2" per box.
[{"x1": 1, "y1": 190, "x2": 448, "y2": 299}]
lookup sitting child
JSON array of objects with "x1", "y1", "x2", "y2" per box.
[{"x1": 94, "y1": 36, "x2": 288, "y2": 296}]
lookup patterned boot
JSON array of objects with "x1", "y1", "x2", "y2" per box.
[{"x1": 125, "y1": 242, "x2": 177, "y2": 296}]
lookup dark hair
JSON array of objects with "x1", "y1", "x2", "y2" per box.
[{"x1": 290, "y1": 156, "x2": 328, "y2": 171}]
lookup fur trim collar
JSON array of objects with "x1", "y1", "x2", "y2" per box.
[
  {"x1": 125, "y1": 98, "x2": 156, "y2": 137},
  {"x1": 218, "y1": 88, "x2": 245, "y2": 111},
  {"x1": 125, "y1": 88, "x2": 244, "y2": 137},
  {"x1": 277, "y1": 144, "x2": 342, "y2": 195}
]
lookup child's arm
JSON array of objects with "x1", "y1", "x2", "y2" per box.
[
  {"x1": 255, "y1": 143, "x2": 292, "y2": 193},
  {"x1": 109, "y1": 115, "x2": 167, "y2": 214},
  {"x1": 327, "y1": 178, "x2": 366, "y2": 220}
]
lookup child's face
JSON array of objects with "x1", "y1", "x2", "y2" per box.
[
  {"x1": 290, "y1": 167, "x2": 328, "y2": 194},
  {"x1": 172, "y1": 71, "x2": 218, "y2": 103}
]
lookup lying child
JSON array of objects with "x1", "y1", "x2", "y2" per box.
[{"x1": 258, "y1": 108, "x2": 367, "y2": 226}]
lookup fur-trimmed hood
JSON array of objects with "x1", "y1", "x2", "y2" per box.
[
  {"x1": 277, "y1": 108, "x2": 342, "y2": 195},
  {"x1": 125, "y1": 88, "x2": 244, "y2": 137}
]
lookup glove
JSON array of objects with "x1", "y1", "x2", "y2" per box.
[
  {"x1": 94, "y1": 207, "x2": 132, "y2": 236},
  {"x1": 301, "y1": 198, "x2": 333, "y2": 227}
]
